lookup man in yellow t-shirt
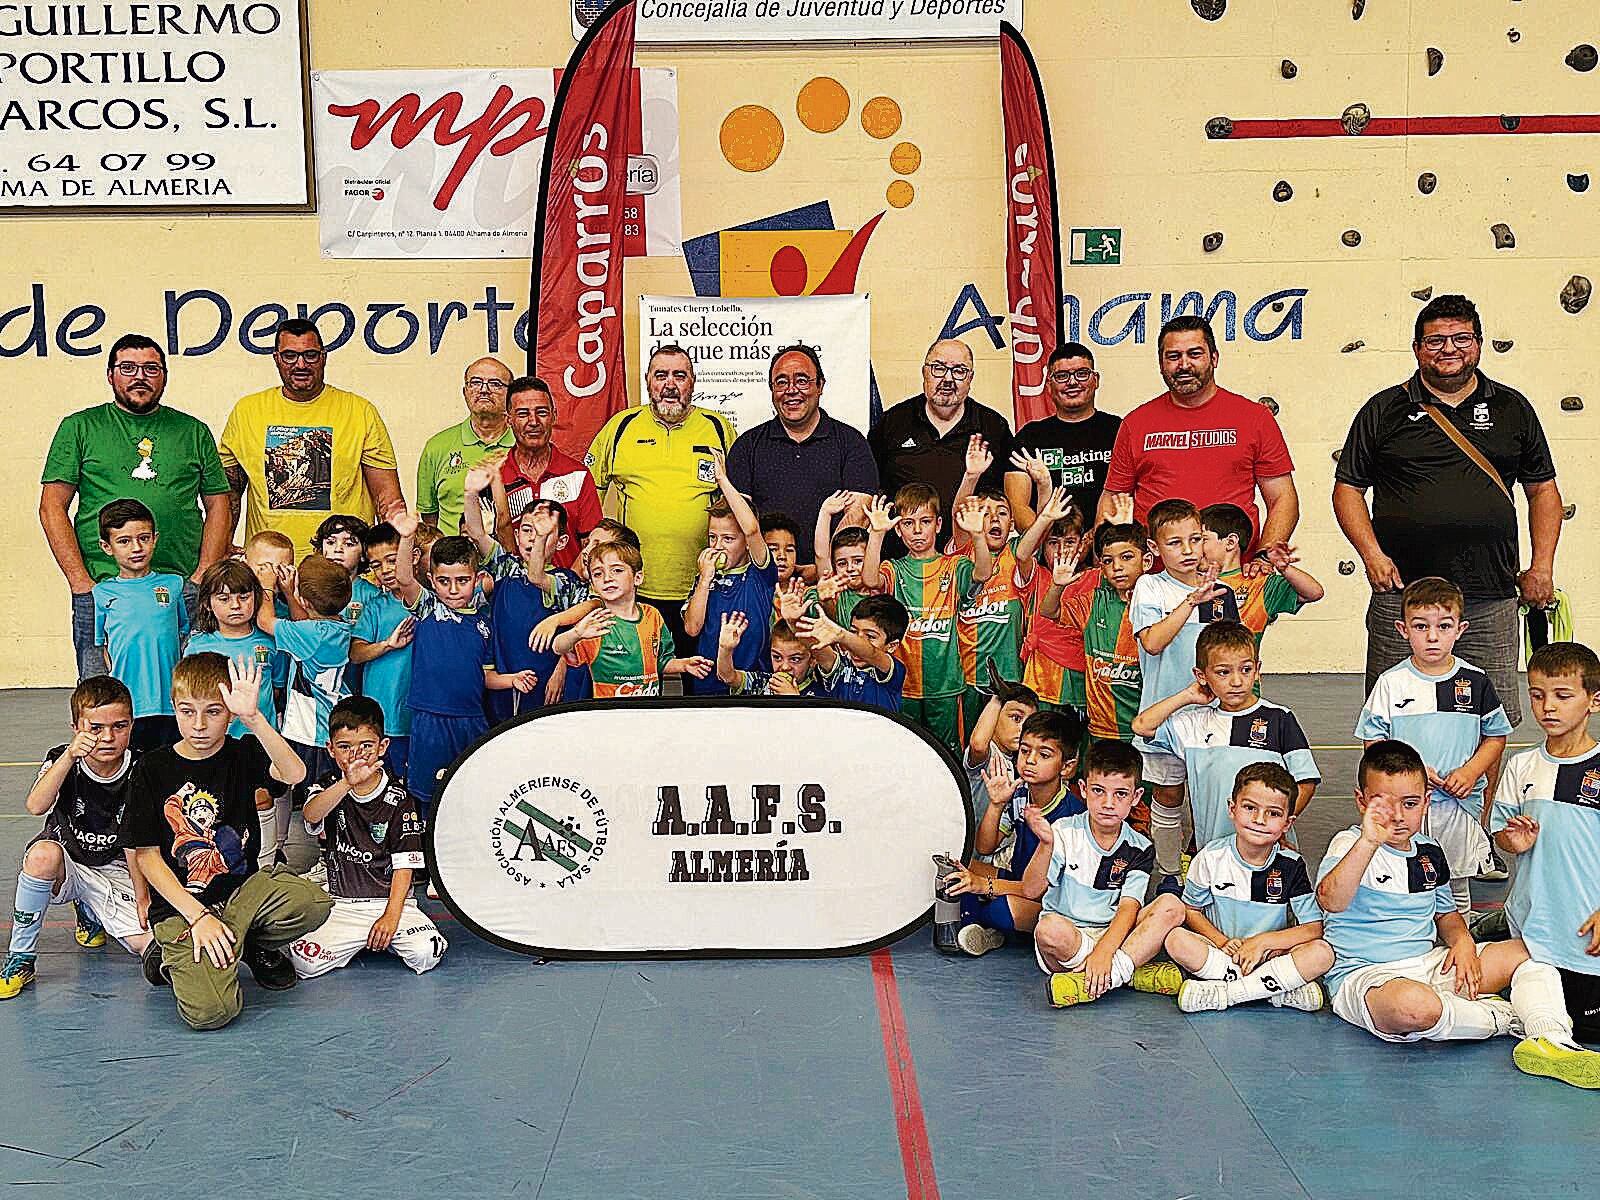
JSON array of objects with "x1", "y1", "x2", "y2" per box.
[{"x1": 219, "y1": 319, "x2": 404, "y2": 555}]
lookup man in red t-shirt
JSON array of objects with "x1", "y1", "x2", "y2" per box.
[
  {"x1": 495, "y1": 377, "x2": 601, "y2": 569},
  {"x1": 1097, "y1": 316, "x2": 1298, "y2": 556}
]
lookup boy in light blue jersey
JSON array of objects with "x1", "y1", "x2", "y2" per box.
[
  {"x1": 1493, "y1": 642, "x2": 1600, "y2": 1053},
  {"x1": 92, "y1": 499, "x2": 188, "y2": 752},
  {"x1": 1132, "y1": 621, "x2": 1319, "y2": 854},
  {"x1": 185, "y1": 560, "x2": 278, "y2": 737},
  {"x1": 1165, "y1": 762, "x2": 1331, "y2": 1013},
  {"x1": 348, "y1": 523, "x2": 417, "y2": 780},
  {"x1": 1317, "y1": 740, "x2": 1599, "y2": 1088},
  {"x1": 1355, "y1": 577, "x2": 1511, "y2": 914},
  {"x1": 311, "y1": 514, "x2": 378, "y2": 626}
]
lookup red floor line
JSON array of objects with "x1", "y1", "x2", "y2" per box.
[
  {"x1": 1221, "y1": 113, "x2": 1600, "y2": 139},
  {"x1": 870, "y1": 948, "x2": 941, "y2": 1200}
]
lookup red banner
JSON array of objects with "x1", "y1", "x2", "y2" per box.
[
  {"x1": 529, "y1": 0, "x2": 637, "y2": 457},
  {"x1": 1001, "y1": 23, "x2": 1065, "y2": 429}
]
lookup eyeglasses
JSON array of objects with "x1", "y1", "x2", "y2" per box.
[
  {"x1": 924, "y1": 362, "x2": 972, "y2": 381},
  {"x1": 1049, "y1": 368, "x2": 1095, "y2": 384},
  {"x1": 112, "y1": 362, "x2": 165, "y2": 377},
  {"x1": 276, "y1": 349, "x2": 324, "y2": 364},
  {"x1": 1419, "y1": 333, "x2": 1479, "y2": 351},
  {"x1": 466, "y1": 378, "x2": 509, "y2": 392},
  {"x1": 772, "y1": 374, "x2": 816, "y2": 392}
]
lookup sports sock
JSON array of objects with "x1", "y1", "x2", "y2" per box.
[
  {"x1": 1198, "y1": 946, "x2": 1238, "y2": 981},
  {"x1": 1225, "y1": 954, "x2": 1307, "y2": 1006},
  {"x1": 9, "y1": 871, "x2": 56, "y2": 957},
  {"x1": 1449, "y1": 877, "x2": 1472, "y2": 915},
  {"x1": 1150, "y1": 801, "x2": 1184, "y2": 875},
  {"x1": 1512, "y1": 959, "x2": 1582, "y2": 1048},
  {"x1": 1424, "y1": 993, "x2": 1508, "y2": 1041},
  {"x1": 1108, "y1": 949, "x2": 1135, "y2": 989},
  {"x1": 271, "y1": 793, "x2": 292, "y2": 858},
  {"x1": 257, "y1": 804, "x2": 280, "y2": 868}
]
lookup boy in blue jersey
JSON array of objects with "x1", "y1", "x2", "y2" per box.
[
  {"x1": 682, "y1": 450, "x2": 777, "y2": 696},
  {"x1": 92, "y1": 499, "x2": 188, "y2": 753},
  {"x1": 1318, "y1": 740, "x2": 1599, "y2": 1086},
  {"x1": 795, "y1": 595, "x2": 909, "y2": 713},
  {"x1": 1166, "y1": 763, "x2": 1331, "y2": 1013},
  {"x1": 1355, "y1": 577, "x2": 1511, "y2": 914},
  {"x1": 715, "y1": 612, "x2": 824, "y2": 697},
  {"x1": 1132, "y1": 621, "x2": 1319, "y2": 854},
  {"x1": 1022, "y1": 738, "x2": 1187, "y2": 1007},
  {"x1": 348, "y1": 523, "x2": 417, "y2": 780},
  {"x1": 963, "y1": 680, "x2": 1040, "y2": 821},
  {"x1": 391, "y1": 509, "x2": 536, "y2": 814},
  {"x1": 1494, "y1": 642, "x2": 1600, "y2": 1068}
]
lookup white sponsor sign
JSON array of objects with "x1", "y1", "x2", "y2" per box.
[
  {"x1": 573, "y1": 0, "x2": 1021, "y2": 42},
  {"x1": 313, "y1": 68, "x2": 682, "y2": 260},
  {"x1": 640, "y1": 293, "x2": 870, "y2": 438},
  {"x1": 429, "y1": 701, "x2": 972, "y2": 957},
  {"x1": 0, "y1": 0, "x2": 311, "y2": 211}
]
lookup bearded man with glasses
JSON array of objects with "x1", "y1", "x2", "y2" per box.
[{"x1": 1005, "y1": 342, "x2": 1122, "y2": 529}]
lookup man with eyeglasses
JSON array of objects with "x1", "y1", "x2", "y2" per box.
[
  {"x1": 219, "y1": 318, "x2": 404, "y2": 556},
  {"x1": 415, "y1": 357, "x2": 517, "y2": 536},
  {"x1": 869, "y1": 337, "x2": 1013, "y2": 534},
  {"x1": 1334, "y1": 294, "x2": 1562, "y2": 723},
  {"x1": 497, "y1": 375, "x2": 601, "y2": 569},
  {"x1": 725, "y1": 344, "x2": 878, "y2": 566},
  {"x1": 41, "y1": 333, "x2": 232, "y2": 679},
  {"x1": 1005, "y1": 342, "x2": 1122, "y2": 529}
]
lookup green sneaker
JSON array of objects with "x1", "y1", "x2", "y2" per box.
[
  {"x1": 1513, "y1": 1037, "x2": 1600, "y2": 1090},
  {"x1": 1130, "y1": 962, "x2": 1183, "y2": 996},
  {"x1": 1047, "y1": 971, "x2": 1096, "y2": 1008},
  {"x1": 0, "y1": 953, "x2": 37, "y2": 999},
  {"x1": 73, "y1": 902, "x2": 106, "y2": 949}
]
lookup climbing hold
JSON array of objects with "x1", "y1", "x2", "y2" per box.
[
  {"x1": 1351, "y1": 0, "x2": 1365, "y2": 19},
  {"x1": 1342, "y1": 103, "x2": 1371, "y2": 135},
  {"x1": 1338, "y1": 560, "x2": 1357, "y2": 577},
  {"x1": 1508, "y1": 28, "x2": 1521, "y2": 45},
  {"x1": 1273, "y1": 180, "x2": 1293, "y2": 202},
  {"x1": 1491, "y1": 222, "x2": 1515, "y2": 249},
  {"x1": 1569, "y1": 173, "x2": 1590, "y2": 193},
  {"x1": 1281, "y1": 59, "x2": 1297, "y2": 79},
  {"x1": 1427, "y1": 48, "x2": 1444, "y2": 76},
  {"x1": 1205, "y1": 116, "x2": 1234, "y2": 140},
  {"x1": 1331, "y1": 449, "x2": 1343, "y2": 464},
  {"x1": 1561, "y1": 396, "x2": 1584, "y2": 412},
  {"x1": 1191, "y1": 0, "x2": 1225, "y2": 20},
  {"x1": 1258, "y1": 396, "x2": 1280, "y2": 415},
  {"x1": 1563, "y1": 504, "x2": 1578, "y2": 521},
  {"x1": 1418, "y1": 172, "x2": 1438, "y2": 194},
  {"x1": 1202, "y1": 231, "x2": 1224, "y2": 253},
  {"x1": 1412, "y1": 286, "x2": 1434, "y2": 301},
  {"x1": 1561, "y1": 275, "x2": 1592, "y2": 314},
  {"x1": 1341, "y1": 340, "x2": 1365, "y2": 353},
  {"x1": 1492, "y1": 339, "x2": 1513, "y2": 353},
  {"x1": 1500, "y1": 115, "x2": 1522, "y2": 132},
  {"x1": 1272, "y1": 301, "x2": 1285, "y2": 313},
  {"x1": 1341, "y1": 229, "x2": 1362, "y2": 248},
  {"x1": 1568, "y1": 44, "x2": 1599, "y2": 72}
]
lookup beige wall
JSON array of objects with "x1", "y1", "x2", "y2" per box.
[{"x1": 8, "y1": 2, "x2": 1597, "y2": 684}]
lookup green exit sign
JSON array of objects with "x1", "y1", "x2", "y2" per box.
[{"x1": 1070, "y1": 228, "x2": 1122, "y2": 265}]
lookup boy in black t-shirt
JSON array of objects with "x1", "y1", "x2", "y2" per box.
[
  {"x1": 122, "y1": 652, "x2": 332, "y2": 1031},
  {"x1": 286, "y1": 697, "x2": 444, "y2": 979},
  {"x1": 2, "y1": 677, "x2": 150, "y2": 999}
]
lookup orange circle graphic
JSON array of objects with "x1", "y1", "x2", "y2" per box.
[
  {"x1": 886, "y1": 180, "x2": 915, "y2": 208},
  {"x1": 861, "y1": 96, "x2": 903, "y2": 139},
  {"x1": 797, "y1": 77, "x2": 851, "y2": 133},
  {"x1": 720, "y1": 105, "x2": 784, "y2": 172},
  {"x1": 889, "y1": 142, "x2": 922, "y2": 175}
]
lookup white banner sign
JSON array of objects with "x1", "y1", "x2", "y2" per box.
[
  {"x1": 0, "y1": 0, "x2": 311, "y2": 211},
  {"x1": 640, "y1": 293, "x2": 870, "y2": 438},
  {"x1": 312, "y1": 67, "x2": 681, "y2": 260},
  {"x1": 574, "y1": 0, "x2": 1022, "y2": 42},
  {"x1": 430, "y1": 701, "x2": 971, "y2": 957}
]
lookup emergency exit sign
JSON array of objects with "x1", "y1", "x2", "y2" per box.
[{"x1": 1070, "y1": 228, "x2": 1122, "y2": 265}]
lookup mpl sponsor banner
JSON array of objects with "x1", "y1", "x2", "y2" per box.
[
  {"x1": 573, "y1": 0, "x2": 1022, "y2": 42},
  {"x1": 0, "y1": 0, "x2": 312, "y2": 212},
  {"x1": 313, "y1": 67, "x2": 680, "y2": 260},
  {"x1": 639, "y1": 293, "x2": 871, "y2": 437},
  {"x1": 429, "y1": 701, "x2": 972, "y2": 957}
]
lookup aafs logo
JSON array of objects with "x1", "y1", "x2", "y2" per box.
[{"x1": 491, "y1": 776, "x2": 608, "y2": 890}]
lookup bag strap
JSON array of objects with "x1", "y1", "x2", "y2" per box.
[{"x1": 1419, "y1": 402, "x2": 1512, "y2": 501}]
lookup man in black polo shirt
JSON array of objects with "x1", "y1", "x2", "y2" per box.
[
  {"x1": 725, "y1": 344, "x2": 879, "y2": 565},
  {"x1": 869, "y1": 338, "x2": 1013, "y2": 529},
  {"x1": 1333, "y1": 294, "x2": 1562, "y2": 726},
  {"x1": 1005, "y1": 341, "x2": 1121, "y2": 528}
]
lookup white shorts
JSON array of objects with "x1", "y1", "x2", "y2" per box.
[
  {"x1": 51, "y1": 853, "x2": 145, "y2": 951},
  {"x1": 285, "y1": 898, "x2": 446, "y2": 979},
  {"x1": 1140, "y1": 750, "x2": 1186, "y2": 787},
  {"x1": 1424, "y1": 797, "x2": 1492, "y2": 878},
  {"x1": 1034, "y1": 920, "x2": 1109, "y2": 974},
  {"x1": 1331, "y1": 944, "x2": 1486, "y2": 1042}
]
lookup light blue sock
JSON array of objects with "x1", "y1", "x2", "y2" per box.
[{"x1": 9, "y1": 871, "x2": 56, "y2": 958}]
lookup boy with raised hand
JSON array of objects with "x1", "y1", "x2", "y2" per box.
[
  {"x1": 862, "y1": 486, "x2": 993, "y2": 751},
  {"x1": 286, "y1": 697, "x2": 444, "y2": 980},
  {"x1": 1022, "y1": 738, "x2": 1187, "y2": 1007},
  {"x1": 963, "y1": 680, "x2": 1040, "y2": 820},
  {"x1": 390, "y1": 508, "x2": 536, "y2": 815},
  {"x1": 1317, "y1": 739, "x2": 1599, "y2": 1086},
  {"x1": 122, "y1": 653, "x2": 331, "y2": 1031},
  {"x1": 812, "y1": 491, "x2": 878, "y2": 627},
  {"x1": 952, "y1": 488, "x2": 1028, "y2": 742},
  {"x1": 938, "y1": 710, "x2": 1083, "y2": 957},
  {"x1": 1009, "y1": 485, "x2": 1090, "y2": 718},
  {"x1": 347, "y1": 522, "x2": 417, "y2": 780},
  {"x1": 715, "y1": 612, "x2": 825, "y2": 697},
  {"x1": 794, "y1": 595, "x2": 910, "y2": 713},
  {"x1": 1132, "y1": 620, "x2": 1320, "y2": 853},
  {"x1": 1, "y1": 678, "x2": 150, "y2": 999},
  {"x1": 1049, "y1": 516, "x2": 1150, "y2": 746},
  {"x1": 1355, "y1": 576, "x2": 1511, "y2": 915},
  {"x1": 1167, "y1": 763, "x2": 1332, "y2": 1014},
  {"x1": 1197, "y1": 502, "x2": 1323, "y2": 656},
  {"x1": 554, "y1": 540, "x2": 713, "y2": 699},
  {"x1": 1493, "y1": 642, "x2": 1600, "y2": 1072},
  {"x1": 93, "y1": 498, "x2": 189, "y2": 753},
  {"x1": 682, "y1": 450, "x2": 776, "y2": 696}
]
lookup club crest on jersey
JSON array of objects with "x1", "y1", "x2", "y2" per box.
[
  {"x1": 1420, "y1": 853, "x2": 1439, "y2": 888},
  {"x1": 1582, "y1": 769, "x2": 1600, "y2": 803},
  {"x1": 1470, "y1": 401, "x2": 1492, "y2": 429},
  {"x1": 1249, "y1": 716, "x2": 1269, "y2": 747},
  {"x1": 371, "y1": 821, "x2": 389, "y2": 843},
  {"x1": 254, "y1": 645, "x2": 271, "y2": 665},
  {"x1": 1453, "y1": 678, "x2": 1474, "y2": 710},
  {"x1": 1265, "y1": 867, "x2": 1284, "y2": 901},
  {"x1": 696, "y1": 458, "x2": 717, "y2": 484},
  {"x1": 1106, "y1": 855, "x2": 1130, "y2": 887},
  {"x1": 153, "y1": 586, "x2": 171, "y2": 606},
  {"x1": 346, "y1": 602, "x2": 364, "y2": 623},
  {"x1": 448, "y1": 451, "x2": 464, "y2": 469}
]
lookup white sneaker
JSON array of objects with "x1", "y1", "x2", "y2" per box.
[
  {"x1": 1177, "y1": 979, "x2": 1230, "y2": 1013},
  {"x1": 956, "y1": 924, "x2": 1005, "y2": 957},
  {"x1": 300, "y1": 860, "x2": 328, "y2": 888},
  {"x1": 1268, "y1": 981, "x2": 1325, "y2": 1012},
  {"x1": 1480, "y1": 995, "x2": 1525, "y2": 1038}
]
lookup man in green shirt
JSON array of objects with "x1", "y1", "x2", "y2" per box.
[
  {"x1": 416, "y1": 356, "x2": 516, "y2": 535},
  {"x1": 40, "y1": 333, "x2": 232, "y2": 680}
]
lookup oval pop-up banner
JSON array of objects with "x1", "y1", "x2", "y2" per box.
[{"x1": 427, "y1": 699, "x2": 974, "y2": 959}]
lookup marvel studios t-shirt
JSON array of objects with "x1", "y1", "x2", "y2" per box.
[
  {"x1": 35, "y1": 746, "x2": 138, "y2": 868},
  {"x1": 122, "y1": 738, "x2": 269, "y2": 924},
  {"x1": 303, "y1": 770, "x2": 426, "y2": 900}
]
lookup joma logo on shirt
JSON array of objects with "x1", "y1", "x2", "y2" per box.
[{"x1": 1143, "y1": 430, "x2": 1239, "y2": 451}]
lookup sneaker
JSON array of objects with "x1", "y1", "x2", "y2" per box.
[
  {"x1": 426, "y1": 882, "x2": 439, "y2": 901},
  {"x1": 1513, "y1": 1037, "x2": 1600, "y2": 1089},
  {"x1": 242, "y1": 938, "x2": 297, "y2": 991},
  {"x1": 1478, "y1": 995, "x2": 1524, "y2": 1038},
  {"x1": 73, "y1": 902, "x2": 106, "y2": 949},
  {"x1": 141, "y1": 940, "x2": 170, "y2": 988},
  {"x1": 300, "y1": 860, "x2": 328, "y2": 888},
  {"x1": 1047, "y1": 971, "x2": 1096, "y2": 1008},
  {"x1": 0, "y1": 953, "x2": 37, "y2": 999},
  {"x1": 956, "y1": 924, "x2": 1005, "y2": 957},
  {"x1": 1178, "y1": 978, "x2": 1230, "y2": 1013},
  {"x1": 1268, "y1": 981, "x2": 1325, "y2": 1012},
  {"x1": 933, "y1": 920, "x2": 962, "y2": 955},
  {"x1": 1477, "y1": 850, "x2": 1510, "y2": 883},
  {"x1": 1130, "y1": 962, "x2": 1183, "y2": 996}
]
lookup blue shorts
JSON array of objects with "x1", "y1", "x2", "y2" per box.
[
  {"x1": 383, "y1": 735, "x2": 410, "y2": 786},
  {"x1": 409, "y1": 711, "x2": 488, "y2": 808},
  {"x1": 960, "y1": 892, "x2": 1019, "y2": 934}
]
